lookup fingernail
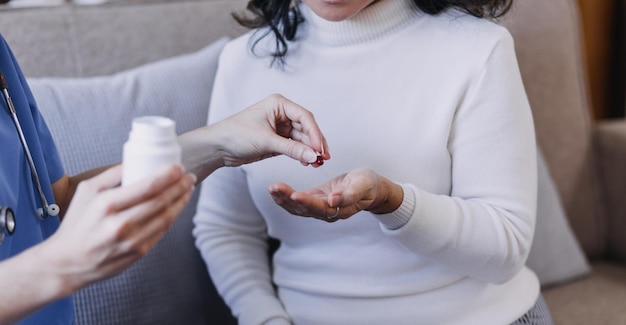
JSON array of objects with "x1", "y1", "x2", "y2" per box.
[
  {"x1": 188, "y1": 173, "x2": 198, "y2": 185},
  {"x1": 303, "y1": 150, "x2": 317, "y2": 163}
]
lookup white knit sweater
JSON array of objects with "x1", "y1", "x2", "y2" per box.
[{"x1": 193, "y1": 0, "x2": 540, "y2": 324}]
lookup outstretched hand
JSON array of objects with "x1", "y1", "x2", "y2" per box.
[{"x1": 268, "y1": 168, "x2": 403, "y2": 222}]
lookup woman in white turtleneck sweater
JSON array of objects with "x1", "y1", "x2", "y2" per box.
[{"x1": 193, "y1": 0, "x2": 553, "y2": 324}]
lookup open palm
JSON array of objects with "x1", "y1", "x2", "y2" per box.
[{"x1": 268, "y1": 168, "x2": 384, "y2": 222}]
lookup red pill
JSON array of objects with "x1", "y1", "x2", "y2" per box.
[{"x1": 316, "y1": 155, "x2": 324, "y2": 165}]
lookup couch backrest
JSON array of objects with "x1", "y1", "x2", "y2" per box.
[
  {"x1": 500, "y1": 0, "x2": 606, "y2": 258},
  {"x1": 0, "y1": 0, "x2": 247, "y2": 77}
]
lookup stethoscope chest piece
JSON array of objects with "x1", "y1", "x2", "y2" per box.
[{"x1": 0, "y1": 205, "x2": 15, "y2": 244}]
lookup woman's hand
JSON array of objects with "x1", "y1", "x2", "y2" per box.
[
  {"x1": 212, "y1": 94, "x2": 329, "y2": 167},
  {"x1": 178, "y1": 95, "x2": 330, "y2": 181},
  {"x1": 42, "y1": 164, "x2": 195, "y2": 293},
  {"x1": 268, "y1": 168, "x2": 403, "y2": 222},
  {"x1": 179, "y1": 94, "x2": 329, "y2": 182}
]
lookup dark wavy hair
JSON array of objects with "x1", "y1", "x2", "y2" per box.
[{"x1": 233, "y1": 0, "x2": 513, "y2": 66}]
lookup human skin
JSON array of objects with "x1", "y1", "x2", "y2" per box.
[{"x1": 301, "y1": 0, "x2": 379, "y2": 21}]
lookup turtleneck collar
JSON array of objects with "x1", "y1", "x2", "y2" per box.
[{"x1": 298, "y1": 0, "x2": 421, "y2": 47}]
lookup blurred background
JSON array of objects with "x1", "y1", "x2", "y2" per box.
[{"x1": 577, "y1": 0, "x2": 625, "y2": 120}]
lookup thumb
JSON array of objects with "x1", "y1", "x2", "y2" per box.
[
  {"x1": 271, "y1": 137, "x2": 318, "y2": 164},
  {"x1": 86, "y1": 165, "x2": 123, "y2": 192}
]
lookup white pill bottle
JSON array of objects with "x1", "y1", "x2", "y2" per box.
[{"x1": 122, "y1": 116, "x2": 181, "y2": 187}]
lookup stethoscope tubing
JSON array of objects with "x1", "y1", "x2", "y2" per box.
[
  {"x1": 3, "y1": 88, "x2": 53, "y2": 217},
  {"x1": 0, "y1": 69, "x2": 59, "y2": 228}
]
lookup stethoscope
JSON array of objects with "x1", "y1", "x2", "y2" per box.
[{"x1": 0, "y1": 68, "x2": 60, "y2": 244}]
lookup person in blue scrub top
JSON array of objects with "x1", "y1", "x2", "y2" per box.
[{"x1": 0, "y1": 34, "x2": 329, "y2": 325}]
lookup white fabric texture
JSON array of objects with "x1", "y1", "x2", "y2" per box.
[
  {"x1": 193, "y1": 1, "x2": 540, "y2": 324},
  {"x1": 526, "y1": 150, "x2": 590, "y2": 286},
  {"x1": 28, "y1": 38, "x2": 233, "y2": 325}
]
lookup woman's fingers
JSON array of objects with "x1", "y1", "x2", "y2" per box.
[
  {"x1": 269, "y1": 182, "x2": 340, "y2": 221},
  {"x1": 265, "y1": 94, "x2": 329, "y2": 163},
  {"x1": 275, "y1": 96, "x2": 324, "y2": 150},
  {"x1": 269, "y1": 137, "x2": 319, "y2": 164}
]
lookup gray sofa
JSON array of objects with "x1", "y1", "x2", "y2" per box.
[{"x1": 1, "y1": 0, "x2": 625, "y2": 324}]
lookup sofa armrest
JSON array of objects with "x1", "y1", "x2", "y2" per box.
[{"x1": 595, "y1": 119, "x2": 626, "y2": 262}]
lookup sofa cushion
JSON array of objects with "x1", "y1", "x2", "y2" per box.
[
  {"x1": 527, "y1": 150, "x2": 590, "y2": 287},
  {"x1": 28, "y1": 37, "x2": 236, "y2": 325},
  {"x1": 543, "y1": 262, "x2": 626, "y2": 324},
  {"x1": 501, "y1": 0, "x2": 605, "y2": 258}
]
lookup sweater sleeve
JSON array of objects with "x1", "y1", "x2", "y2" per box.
[
  {"x1": 192, "y1": 45, "x2": 291, "y2": 325},
  {"x1": 379, "y1": 30, "x2": 537, "y2": 284}
]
